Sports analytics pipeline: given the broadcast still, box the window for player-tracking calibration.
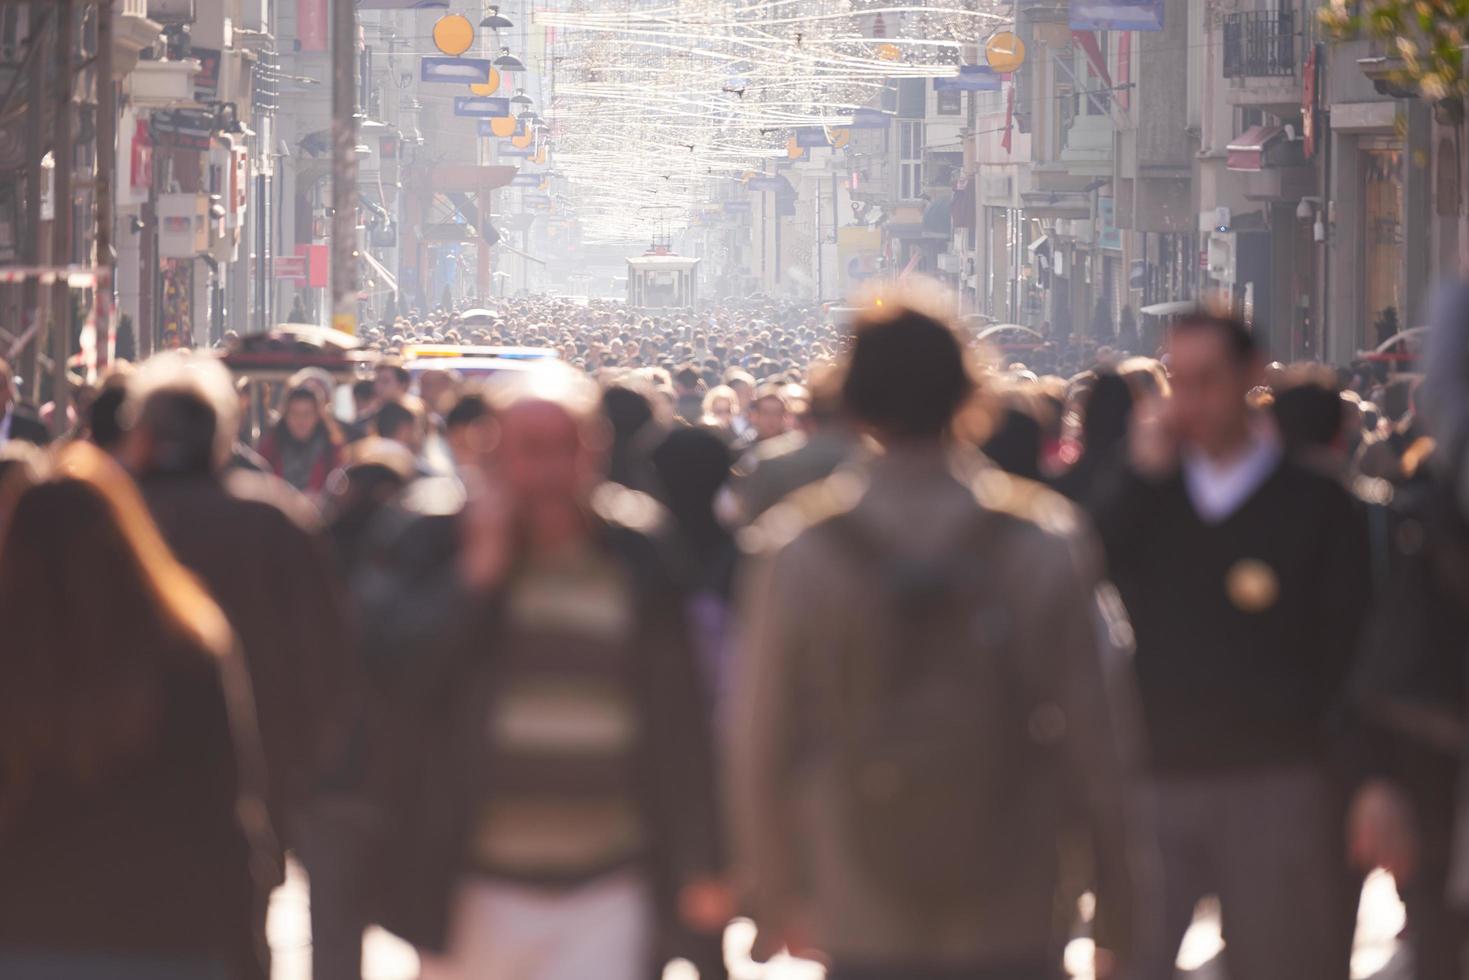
[898,79,926,119]
[899,120,923,199]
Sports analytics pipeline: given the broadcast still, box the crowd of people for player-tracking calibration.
[0,281,1467,980]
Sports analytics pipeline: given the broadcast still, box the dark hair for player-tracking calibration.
[351,379,376,404]
[374,399,419,441]
[378,363,411,388]
[1081,370,1134,457]
[134,388,219,476]
[1172,311,1258,364]
[88,381,131,452]
[445,391,491,431]
[1272,367,1343,453]
[674,364,701,389]
[843,303,972,439]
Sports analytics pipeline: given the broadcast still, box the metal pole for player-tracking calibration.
[94,0,116,369]
[330,0,359,334]
[51,0,74,430]
[20,1,46,401]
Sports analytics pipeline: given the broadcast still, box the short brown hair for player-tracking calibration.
[843,302,973,439]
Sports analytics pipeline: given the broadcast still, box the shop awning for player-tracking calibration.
[1226,125,1284,172]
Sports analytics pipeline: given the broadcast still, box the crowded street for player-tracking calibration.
[7,1,1469,980]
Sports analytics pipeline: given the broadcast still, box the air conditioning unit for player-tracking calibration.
[936,252,961,273]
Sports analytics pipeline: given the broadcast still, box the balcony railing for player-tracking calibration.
[1222,9,1297,79]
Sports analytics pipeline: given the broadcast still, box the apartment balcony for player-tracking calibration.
[146,0,194,24]
[116,0,163,78]
[1221,8,1302,112]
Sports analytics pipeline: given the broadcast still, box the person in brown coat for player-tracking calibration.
[120,353,353,857]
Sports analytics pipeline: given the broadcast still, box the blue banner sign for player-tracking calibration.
[933,65,1001,92]
[421,57,494,84]
[849,107,891,129]
[1069,0,1164,30]
[455,96,512,117]
[795,127,831,148]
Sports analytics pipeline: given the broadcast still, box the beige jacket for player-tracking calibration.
[728,445,1152,969]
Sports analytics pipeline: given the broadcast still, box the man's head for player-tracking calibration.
[673,364,702,395]
[121,351,239,477]
[445,390,494,470]
[485,363,606,518]
[1272,365,1344,457]
[374,397,426,453]
[748,385,790,442]
[1167,312,1262,458]
[842,300,972,443]
[374,362,411,402]
[417,368,461,416]
[351,378,378,420]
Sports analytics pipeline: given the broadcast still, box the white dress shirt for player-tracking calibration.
[1182,427,1282,524]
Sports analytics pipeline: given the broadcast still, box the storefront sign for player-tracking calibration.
[1069,0,1164,31]
[934,65,1001,93]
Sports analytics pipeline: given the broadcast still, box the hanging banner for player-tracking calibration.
[746,175,792,193]
[848,107,891,129]
[794,127,831,148]
[1069,0,1164,31]
[455,96,512,117]
[933,65,1001,92]
[130,119,153,191]
[498,144,534,157]
[421,57,494,84]
[510,172,543,187]
[298,0,327,51]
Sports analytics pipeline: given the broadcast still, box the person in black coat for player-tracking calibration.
[1091,311,1371,980]
[0,357,49,447]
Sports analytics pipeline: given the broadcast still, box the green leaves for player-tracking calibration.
[1323,0,1469,99]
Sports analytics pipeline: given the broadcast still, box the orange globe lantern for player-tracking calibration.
[432,14,474,57]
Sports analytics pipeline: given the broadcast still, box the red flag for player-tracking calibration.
[1071,30,1113,89]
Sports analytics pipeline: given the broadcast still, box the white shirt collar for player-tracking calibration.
[1181,425,1282,524]
[0,403,12,447]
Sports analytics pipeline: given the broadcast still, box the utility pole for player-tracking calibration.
[95,0,116,369]
[20,1,46,401]
[51,0,74,429]
[330,0,359,334]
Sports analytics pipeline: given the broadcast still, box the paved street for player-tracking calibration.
[267,865,1409,980]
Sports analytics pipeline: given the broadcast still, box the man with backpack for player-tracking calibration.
[729,297,1148,980]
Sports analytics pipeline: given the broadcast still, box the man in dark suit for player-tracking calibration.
[0,357,49,447]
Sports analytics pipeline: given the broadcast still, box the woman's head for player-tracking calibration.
[282,385,325,443]
[0,444,228,809]
[701,385,738,429]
